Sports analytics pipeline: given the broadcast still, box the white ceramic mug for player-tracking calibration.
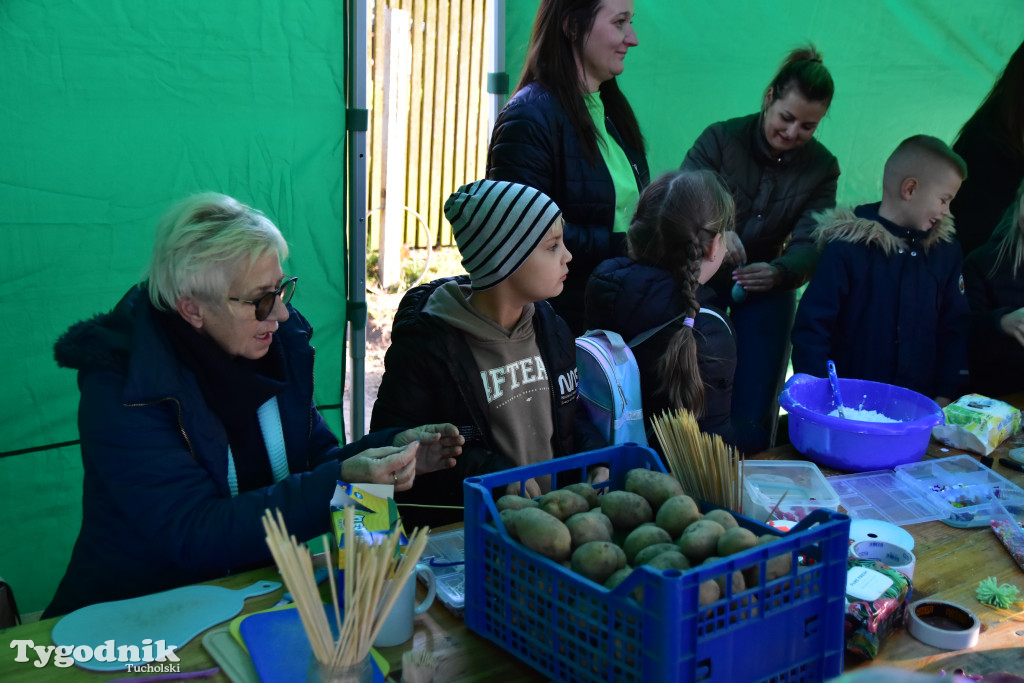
[372,564,436,647]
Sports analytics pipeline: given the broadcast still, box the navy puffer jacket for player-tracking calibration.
[45,286,396,617]
[487,82,650,334]
[585,258,746,451]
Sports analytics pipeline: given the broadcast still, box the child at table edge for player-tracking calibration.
[791,134,969,406]
[370,179,607,529]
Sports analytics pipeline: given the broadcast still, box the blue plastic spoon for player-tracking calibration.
[827,360,846,419]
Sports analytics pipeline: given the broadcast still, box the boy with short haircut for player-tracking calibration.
[370,179,606,528]
[792,135,969,405]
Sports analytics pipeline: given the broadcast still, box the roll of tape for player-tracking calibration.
[906,600,980,650]
[849,519,916,551]
[850,540,916,579]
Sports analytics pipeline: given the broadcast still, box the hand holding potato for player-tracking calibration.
[732,262,780,292]
[393,423,464,474]
[339,441,417,491]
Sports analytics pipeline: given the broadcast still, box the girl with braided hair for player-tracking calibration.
[586,170,754,453]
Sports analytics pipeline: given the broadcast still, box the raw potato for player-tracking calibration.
[655,495,701,538]
[496,494,538,512]
[565,510,613,550]
[703,509,739,531]
[676,519,726,564]
[538,490,590,521]
[760,533,793,580]
[702,556,746,595]
[633,542,682,567]
[499,508,520,541]
[717,527,758,556]
[604,567,633,590]
[622,524,672,565]
[515,507,572,562]
[562,482,600,509]
[571,541,627,585]
[647,551,691,571]
[625,468,684,511]
[698,579,721,606]
[600,490,653,530]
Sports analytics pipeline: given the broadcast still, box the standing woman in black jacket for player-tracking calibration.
[681,46,840,452]
[487,0,649,336]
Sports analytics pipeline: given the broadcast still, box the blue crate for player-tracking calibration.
[463,444,850,683]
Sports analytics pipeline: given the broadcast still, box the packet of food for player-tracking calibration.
[931,394,1021,455]
[330,481,408,566]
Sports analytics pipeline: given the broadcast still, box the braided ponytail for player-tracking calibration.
[627,170,735,417]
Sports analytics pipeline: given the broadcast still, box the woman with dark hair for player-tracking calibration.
[487,0,649,336]
[952,40,1024,257]
[964,179,1024,397]
[681,45,840,452]
[586,170,751,452]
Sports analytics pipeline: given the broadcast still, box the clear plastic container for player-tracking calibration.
[420,527,466,614]
[742,460,841,523]
[827,469,946,526]
[893,455,1024,527]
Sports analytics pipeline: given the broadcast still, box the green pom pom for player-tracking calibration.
[976,576,1021,609]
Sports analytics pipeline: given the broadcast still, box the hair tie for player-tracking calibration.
[683,317,695,328]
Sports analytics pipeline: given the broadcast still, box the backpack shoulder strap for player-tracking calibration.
[698,307,732,335]
[627,312,688,348]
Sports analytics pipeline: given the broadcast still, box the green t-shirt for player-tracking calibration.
[585,93,640,234]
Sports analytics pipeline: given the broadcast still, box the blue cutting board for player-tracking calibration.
[51,580,280,672]
[239,606,385,683]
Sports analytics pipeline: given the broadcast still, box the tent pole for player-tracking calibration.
[346,0,369,440]
[487,0,508,131]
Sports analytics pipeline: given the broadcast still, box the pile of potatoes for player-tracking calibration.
[496,468,792,606]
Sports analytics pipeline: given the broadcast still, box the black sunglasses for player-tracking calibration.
[228,276,298,321]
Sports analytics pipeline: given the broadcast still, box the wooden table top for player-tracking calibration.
[3,413,1024,681]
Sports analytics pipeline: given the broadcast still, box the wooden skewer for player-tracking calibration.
[262,506,430,669]
[764,490,790,524]
[653,408,744,511]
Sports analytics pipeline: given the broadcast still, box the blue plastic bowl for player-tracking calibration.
[778,373,945,472]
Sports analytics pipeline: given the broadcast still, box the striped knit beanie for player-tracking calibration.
[444,179,562,290]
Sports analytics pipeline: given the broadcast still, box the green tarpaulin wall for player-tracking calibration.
[2,0,1022,614]
[1,1,350,613]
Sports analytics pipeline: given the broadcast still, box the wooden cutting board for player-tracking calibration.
[51,580,280,672]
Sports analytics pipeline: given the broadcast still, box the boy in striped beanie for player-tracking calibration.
[369,179,608,528]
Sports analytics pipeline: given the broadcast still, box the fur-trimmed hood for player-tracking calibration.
[812,205,956,255]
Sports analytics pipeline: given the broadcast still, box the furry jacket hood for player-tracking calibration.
[812,206,956,255]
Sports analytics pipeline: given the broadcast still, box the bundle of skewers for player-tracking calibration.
[261,507,429,673]
[652,408,744,513]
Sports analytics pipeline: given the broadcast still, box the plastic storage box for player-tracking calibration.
[464,444,850,683]
[893,455,1024,528]
[742,460,841,523]
[778,373,944,472]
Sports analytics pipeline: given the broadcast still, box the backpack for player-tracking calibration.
[576,330,649,446]
[575,309,732,447]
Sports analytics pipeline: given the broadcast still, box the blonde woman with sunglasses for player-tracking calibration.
[44,193,462,618]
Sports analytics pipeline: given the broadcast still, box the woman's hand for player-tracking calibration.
[722,231,747,267]
[506,478,541,499]
[394,423,465,474]
[1000,307,1024,347]
[732,262,780,292]
[586,466,610,485]
[339,442,418,491]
